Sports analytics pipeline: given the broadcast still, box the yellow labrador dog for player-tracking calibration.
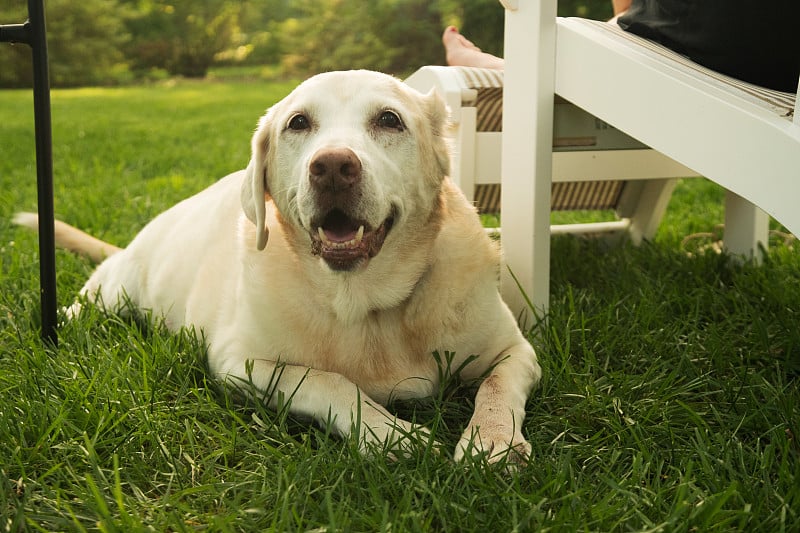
[16,71,541,464]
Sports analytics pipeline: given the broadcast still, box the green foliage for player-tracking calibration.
[271,0,616,75]
[233,2,298,67]
[278,0,445,76]
[123,0,243,78]
[444,0,506,61]
[271,0,615,74]
[1,0,619,87]
[452,0,615,59]
[558,0,615,20]
[0,0,131,88]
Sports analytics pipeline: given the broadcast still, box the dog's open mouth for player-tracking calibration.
[310,209,394,271]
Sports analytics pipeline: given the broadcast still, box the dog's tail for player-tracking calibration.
[13,212,122,263]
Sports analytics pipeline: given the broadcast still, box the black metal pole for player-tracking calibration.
[29,0,57,346]
[1,0,58,345]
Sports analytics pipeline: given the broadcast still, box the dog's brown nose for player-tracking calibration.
[309,147,362,192]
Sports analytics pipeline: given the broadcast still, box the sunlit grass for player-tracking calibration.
[1,81,798,531]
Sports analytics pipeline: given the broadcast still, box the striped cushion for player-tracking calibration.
[475,181,625,213]
[452,67,627,213]
[454,67,504,132]
[551,181,624,211]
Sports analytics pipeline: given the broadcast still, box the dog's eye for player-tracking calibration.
[376,110,404,131]
[288,114,310,131]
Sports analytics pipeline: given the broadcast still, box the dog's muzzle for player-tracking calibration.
[311,209,394,271]
[307,147,394,271]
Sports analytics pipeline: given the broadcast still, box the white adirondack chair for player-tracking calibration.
[411,1,800,318]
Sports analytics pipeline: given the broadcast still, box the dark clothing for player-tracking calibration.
[617,0,800,92]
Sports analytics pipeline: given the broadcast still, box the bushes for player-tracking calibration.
[0,0,613,87]
[0,0,243,87]
[124,1,242,79]
[0,0,130,88]
[277,0,445,76]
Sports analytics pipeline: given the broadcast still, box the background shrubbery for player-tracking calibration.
[0,0,612,87]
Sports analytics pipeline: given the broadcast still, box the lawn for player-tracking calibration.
[1,80,798,531]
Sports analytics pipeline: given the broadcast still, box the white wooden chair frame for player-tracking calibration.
[405,66,696,241]
[499,0,800,317]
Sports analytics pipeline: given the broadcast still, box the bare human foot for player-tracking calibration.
[442,26,505,70]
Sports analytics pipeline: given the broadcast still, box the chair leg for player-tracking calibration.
[627,178,677,244]
[724,190,769,262]
[500,0,557,320]
[455,107,478,203]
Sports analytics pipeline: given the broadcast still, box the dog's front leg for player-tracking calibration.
[218,359,422,455]
[454,341,540,465]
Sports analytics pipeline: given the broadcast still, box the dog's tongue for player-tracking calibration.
[312,211,391,271]
[323,227,358,243]
[321,210,361,243]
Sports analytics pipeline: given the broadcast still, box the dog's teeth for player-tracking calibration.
[317,225,364,248]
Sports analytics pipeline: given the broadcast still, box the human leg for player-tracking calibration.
[442,26,504,70]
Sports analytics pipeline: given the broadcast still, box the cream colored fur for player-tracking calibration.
[15,71,540,463]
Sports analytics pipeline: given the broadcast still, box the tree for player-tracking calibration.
[558,0,614,19]
[0,0,619,87]
[233,1,300,67]
[0,0,130,87]
[377,0,451,73]
[270,0,614,78]
[278,0,396,75]
[277,0,445,76]
[124,0,242,78]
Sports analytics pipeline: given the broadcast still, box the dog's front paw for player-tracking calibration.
[357,404,437,459]
[454,424,531,467]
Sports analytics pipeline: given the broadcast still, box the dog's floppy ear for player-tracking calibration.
[241,113,271,250]
[424,88,452,177]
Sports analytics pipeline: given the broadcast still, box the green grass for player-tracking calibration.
[1,80,798,531]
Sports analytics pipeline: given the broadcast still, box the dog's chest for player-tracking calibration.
[283,307,442,403]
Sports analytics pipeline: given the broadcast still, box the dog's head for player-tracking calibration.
[241,70,450,272]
